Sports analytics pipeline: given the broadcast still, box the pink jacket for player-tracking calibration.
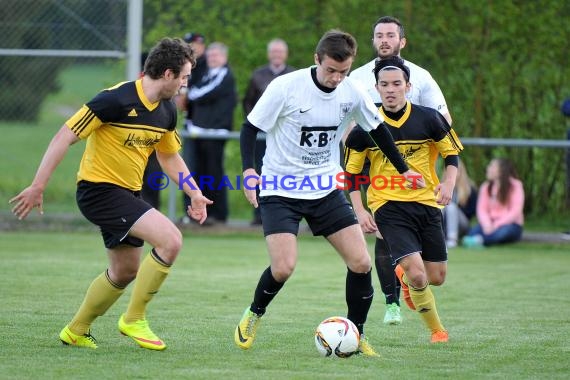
[477,178,524,231]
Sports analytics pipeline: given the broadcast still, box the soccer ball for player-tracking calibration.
[314,316,360,358]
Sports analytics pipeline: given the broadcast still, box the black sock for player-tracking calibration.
[374,238,400,306]
[251,267,284,315]
[346,268,373,335]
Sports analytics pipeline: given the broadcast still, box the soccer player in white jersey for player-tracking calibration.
[234,29,424,357]
[349,16,452,326]
[350,16,451,124]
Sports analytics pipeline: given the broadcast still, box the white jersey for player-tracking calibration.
[247,67,383,199]
[350,58,449,116]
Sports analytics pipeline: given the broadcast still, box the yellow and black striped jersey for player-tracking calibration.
[344,101,463,212]
[65,79,181,191]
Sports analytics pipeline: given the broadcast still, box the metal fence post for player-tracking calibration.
[567,128,570,209]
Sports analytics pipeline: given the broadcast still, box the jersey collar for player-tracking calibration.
[380,101,411,128]
[135,79,159,111]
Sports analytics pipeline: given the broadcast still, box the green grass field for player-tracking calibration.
[1,231,568,379]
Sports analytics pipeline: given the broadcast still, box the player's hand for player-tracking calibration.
[9,186,44,220]
[403,170,425,189]
[435,181,454,205]
[187,194,213,224]
[243,168,261,208]
[355,209,378,234]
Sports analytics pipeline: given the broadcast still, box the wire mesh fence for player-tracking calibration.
[0,0,129,122]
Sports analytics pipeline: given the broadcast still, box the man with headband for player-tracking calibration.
[345,56,463,343]
[349,15,452,326]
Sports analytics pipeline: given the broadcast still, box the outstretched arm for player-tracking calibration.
[10,125,79,220]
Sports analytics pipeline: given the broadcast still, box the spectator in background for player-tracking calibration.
[443,160,478,248]
[243,38,295,225]
[179,32,208,223]
[463,158,524,247]
[186,42,237,225]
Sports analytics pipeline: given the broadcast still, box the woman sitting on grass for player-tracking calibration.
[462,158,524,247]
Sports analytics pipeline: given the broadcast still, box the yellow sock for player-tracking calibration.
[68,271,125,335]
[124,249,170,323]
[409,283,445,333]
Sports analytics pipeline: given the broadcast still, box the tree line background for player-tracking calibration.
[4,0,567,217]
[144,0,569,216]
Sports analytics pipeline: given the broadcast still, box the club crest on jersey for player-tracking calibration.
[339,102,353,120]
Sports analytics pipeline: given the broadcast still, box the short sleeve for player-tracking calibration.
[431,111,463,157]
[350,80,383,132]
[65,90,124,139]
[344,147,368,175]
[65,105,104,139]
[155,129,182,154]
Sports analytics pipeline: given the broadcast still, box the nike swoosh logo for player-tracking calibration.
[65,331,77,344]
[300,108,312,113]
[133,336,164,346]
[237,327,248,343]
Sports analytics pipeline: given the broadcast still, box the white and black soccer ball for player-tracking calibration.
[314,316,360,358]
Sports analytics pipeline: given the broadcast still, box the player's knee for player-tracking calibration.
[156,228,183,262]
[406,269,428,289]
[348,253,372,273]
[108,267,137,287]
[271,261,296,282]
[428,270,446,286]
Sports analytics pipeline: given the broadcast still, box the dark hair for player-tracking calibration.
[373,56,410,83]
[315,29,357,63]
[184,32,205,44]
[488,158,519,204]
[143,37,195,80]
[373,16,405,39]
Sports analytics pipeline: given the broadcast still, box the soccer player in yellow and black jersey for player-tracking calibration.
[10,38,212,350]
[345,56,462,343]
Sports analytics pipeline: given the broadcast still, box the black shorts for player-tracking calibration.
[374,201,447,264]
[76,181,153,249]
[259,189,358,237]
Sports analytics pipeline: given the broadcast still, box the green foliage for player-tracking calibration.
[143,0,570,217]
[1,231,569,379]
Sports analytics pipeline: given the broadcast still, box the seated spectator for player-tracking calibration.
[463,158,524,247]
[443,160,478,247]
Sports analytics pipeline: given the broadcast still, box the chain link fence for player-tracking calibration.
[0,0,130,122]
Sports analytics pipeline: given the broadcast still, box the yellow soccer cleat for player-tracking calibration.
[59,326,98,349]
[118,314,166,351]
[358,335,380,357]
[234,307,262,350]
